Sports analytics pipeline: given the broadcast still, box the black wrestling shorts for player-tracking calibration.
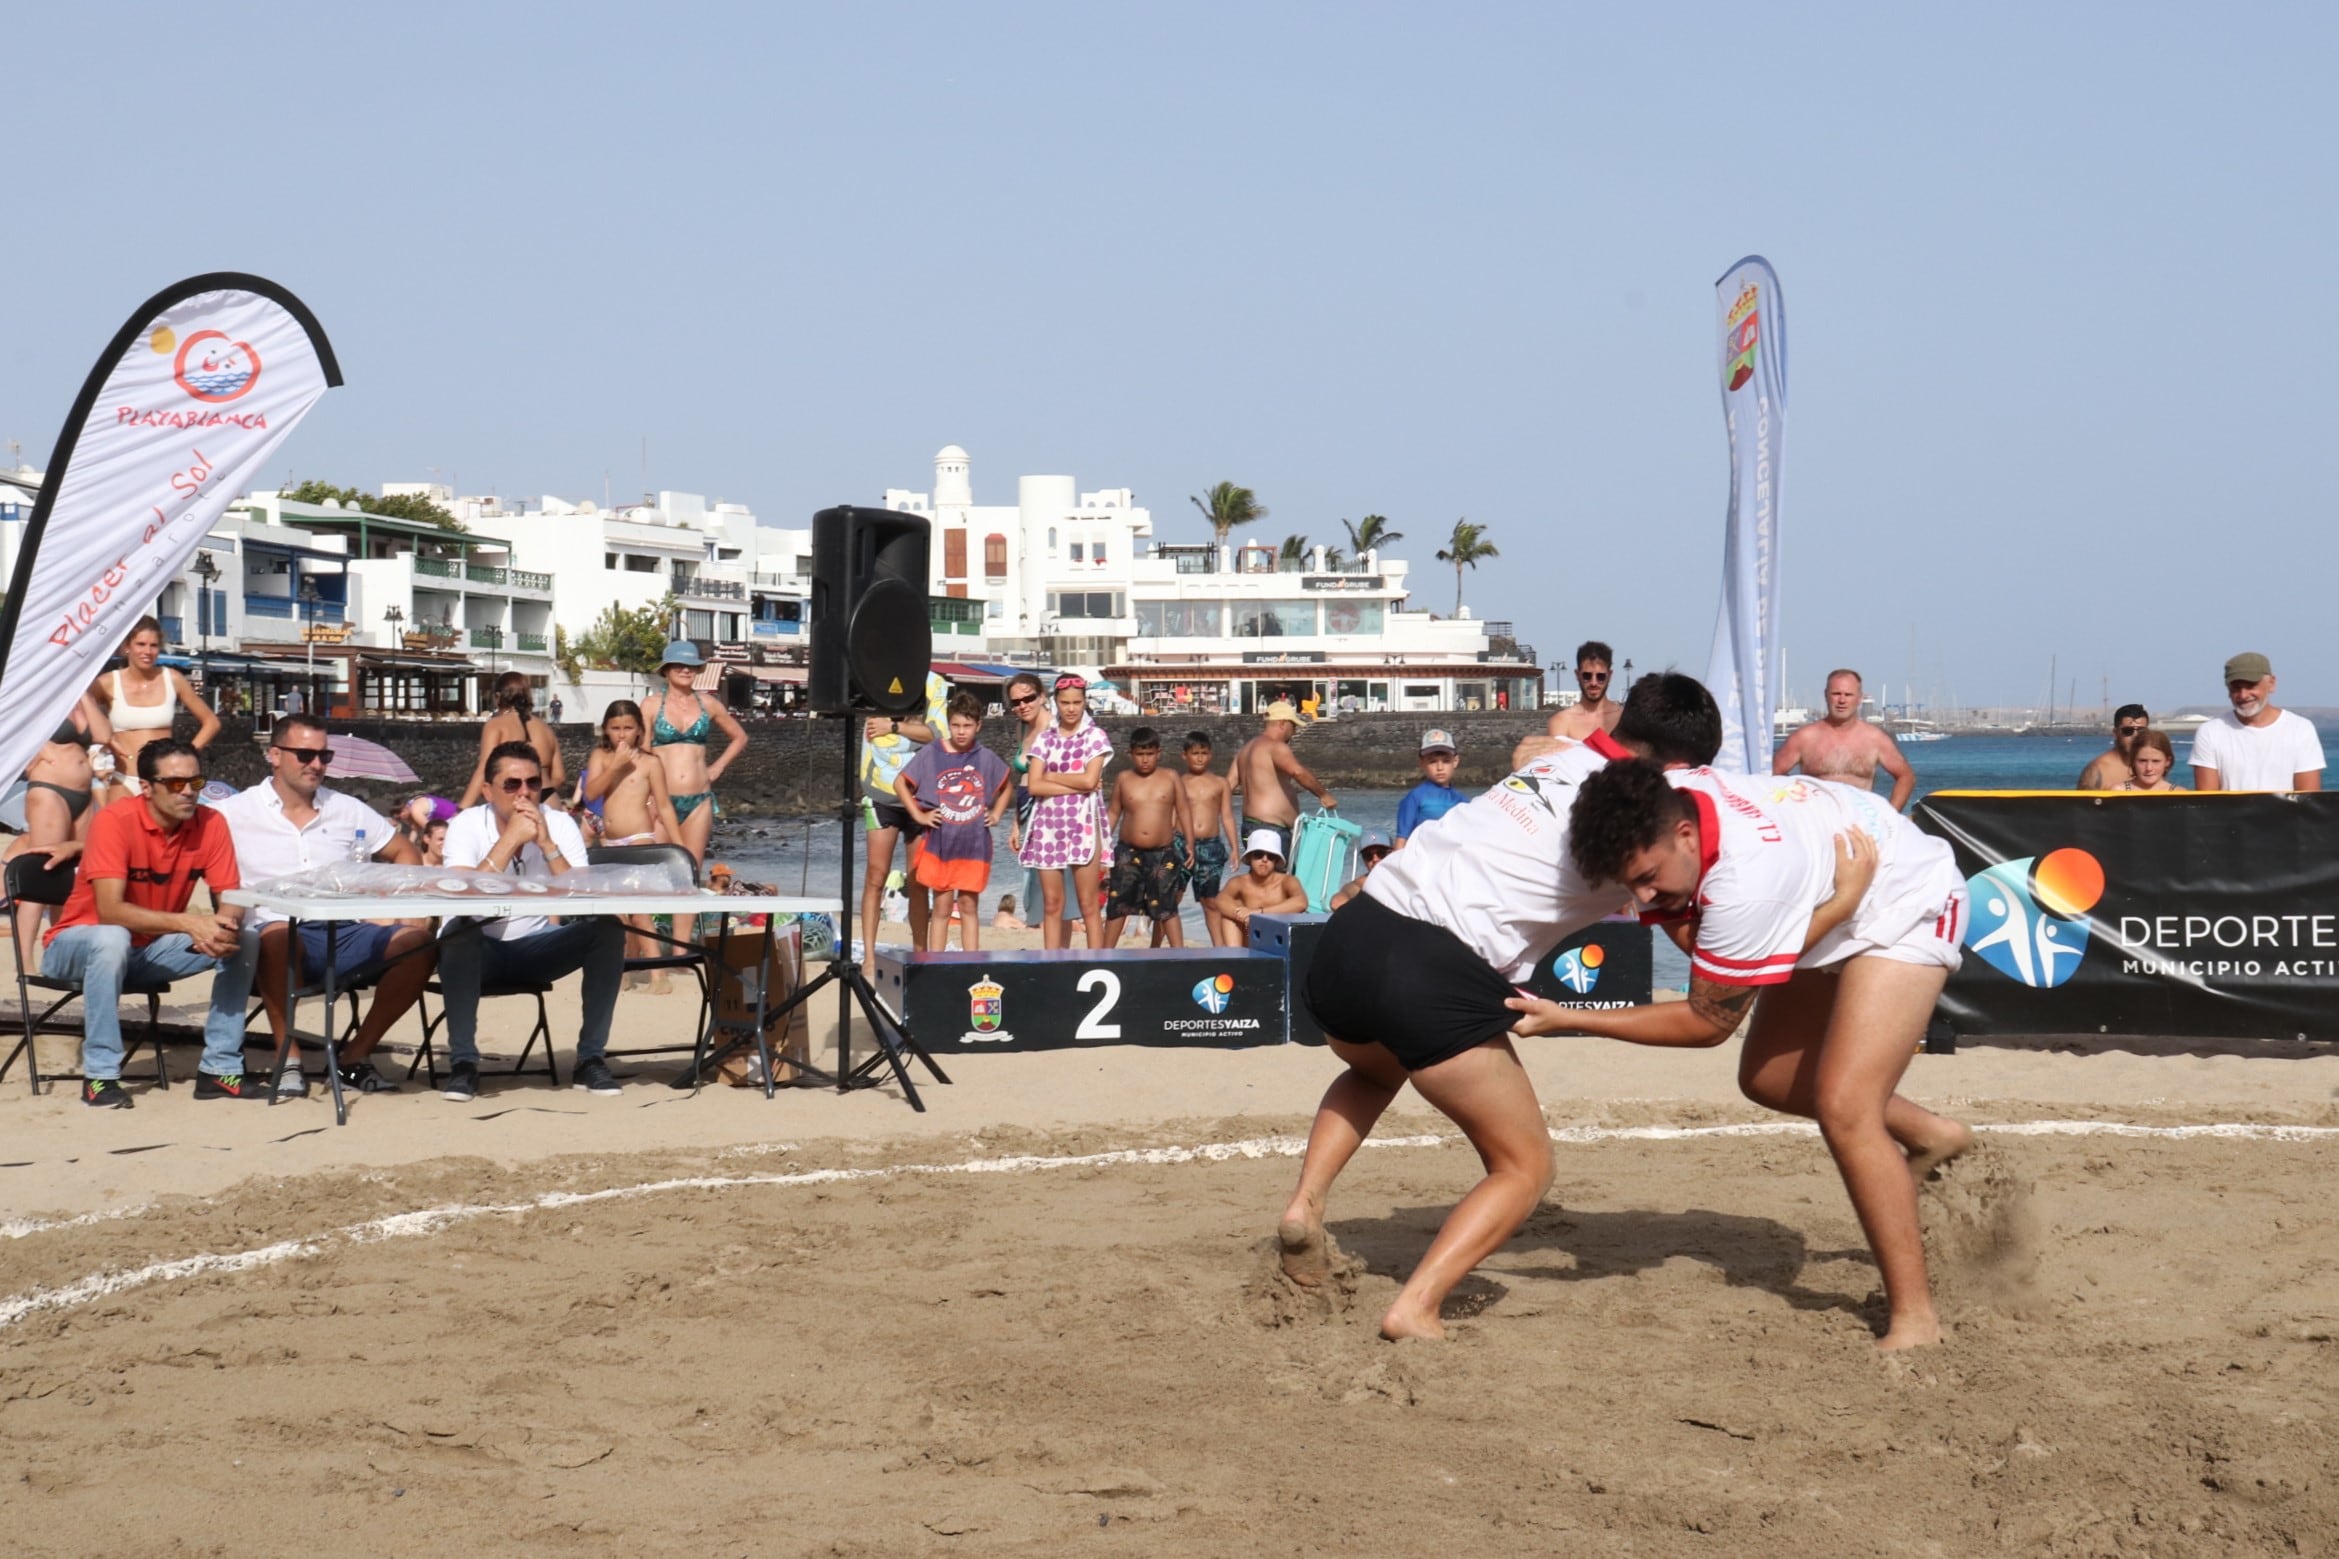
[1303,891,1519,1072]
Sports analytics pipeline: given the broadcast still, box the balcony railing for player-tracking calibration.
[513,631,549,653]
[469,628,504,650]
[245,596,346,623]
[509,569,552,591]
[466,564,505,585]
[677,575,747,601]
[414,557,461,580]
[751,619,803,637]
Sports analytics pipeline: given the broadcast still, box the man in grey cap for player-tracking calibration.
[2191,652,2324,792]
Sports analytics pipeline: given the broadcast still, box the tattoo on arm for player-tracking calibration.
[1686,977,1758,1035]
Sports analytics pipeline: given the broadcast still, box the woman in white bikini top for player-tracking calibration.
[92,616,219,785]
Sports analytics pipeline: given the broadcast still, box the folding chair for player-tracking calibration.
[408,960,559,1088]
[589,843,717,1064]
[4,853,175,1096]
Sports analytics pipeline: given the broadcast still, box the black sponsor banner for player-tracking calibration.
[870,947,1289,1051]
[1914,792,2339,1041]
[1523,920,1654,1013]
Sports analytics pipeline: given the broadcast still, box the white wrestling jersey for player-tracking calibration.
[1365,731,1635,981]
[1659,769,1964,987]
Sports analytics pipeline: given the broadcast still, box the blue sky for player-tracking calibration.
[6,3,2335,713]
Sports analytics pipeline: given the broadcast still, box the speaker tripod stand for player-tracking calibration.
[753,714,951,1111]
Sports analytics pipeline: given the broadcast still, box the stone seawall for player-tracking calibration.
[199,711,1559,818]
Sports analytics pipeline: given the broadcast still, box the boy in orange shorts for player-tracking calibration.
[898,690,1015,951]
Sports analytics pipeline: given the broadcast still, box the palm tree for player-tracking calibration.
[1341,513,1403,559]
[1190,481,1268,547]
[1277,533,1312,570]
[1436,518,1499,616]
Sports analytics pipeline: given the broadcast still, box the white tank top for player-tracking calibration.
[109,669,179,731]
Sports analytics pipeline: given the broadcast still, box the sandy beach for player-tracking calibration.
[4,919,2337,1555]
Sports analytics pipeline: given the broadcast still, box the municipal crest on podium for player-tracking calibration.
[963,977,1010,1044]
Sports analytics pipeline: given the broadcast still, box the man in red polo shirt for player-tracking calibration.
[42,739,262,1107]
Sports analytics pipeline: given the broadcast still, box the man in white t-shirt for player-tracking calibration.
[436,740,625,1102]
[214,713,435,1098]
[1522,762,1974,1352]
[2189,652,2324,793]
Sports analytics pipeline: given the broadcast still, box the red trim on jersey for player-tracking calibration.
[1690,956,1796,988]
[1695,947,1799,971]
[1687,788,1722,882]
[1585,729,1633,762]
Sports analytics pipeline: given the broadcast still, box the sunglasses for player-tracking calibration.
[2116,723,2148,736]
[272,745,334,766]
[1009,693,1040,708]
[151,775,205,794]
[498,776,543,794]
[1579,671,1610,681]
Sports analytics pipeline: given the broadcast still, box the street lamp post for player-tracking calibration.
[298,578,320,716]
[382,605,404,716]
[191,550,219,702]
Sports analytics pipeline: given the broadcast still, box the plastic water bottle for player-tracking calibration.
[859,796,880,833]
[349,827,369,864]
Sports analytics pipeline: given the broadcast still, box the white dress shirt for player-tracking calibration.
[213,781,397,927]
[441,803,591,941]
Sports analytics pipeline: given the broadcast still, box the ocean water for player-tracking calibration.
[706,734,2130,985]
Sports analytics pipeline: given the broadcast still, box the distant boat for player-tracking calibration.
[1773,704,1812,735]
[1890,717,1951,743]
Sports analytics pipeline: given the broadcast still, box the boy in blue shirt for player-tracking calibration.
[1395,729,1465,844]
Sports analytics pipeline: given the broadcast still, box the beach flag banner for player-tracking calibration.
[0,275,340,788]
[1703,255,1786,775]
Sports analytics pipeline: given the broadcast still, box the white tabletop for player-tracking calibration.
[219,888,841,922]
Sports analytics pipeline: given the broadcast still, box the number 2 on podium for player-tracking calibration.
[1076,969,1123,1040]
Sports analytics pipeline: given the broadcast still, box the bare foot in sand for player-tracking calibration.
[1378,1303,1447,1342]
[1277,1208,1330,1287]
[1877,1314,1945,1351]
[1905,1121,1976,1185]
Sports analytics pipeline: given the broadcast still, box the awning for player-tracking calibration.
[747,665,806,683]
[932,660,1033,683]
[358,655,474,673]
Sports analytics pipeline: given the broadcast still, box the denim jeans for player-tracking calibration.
[42,925,255,1081]
[436,918,624,1068]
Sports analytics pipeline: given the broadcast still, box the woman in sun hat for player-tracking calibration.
[637,639,749,872]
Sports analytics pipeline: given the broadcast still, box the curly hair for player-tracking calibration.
[1568,759,1694,884]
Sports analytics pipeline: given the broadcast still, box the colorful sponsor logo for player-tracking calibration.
[171,328,262,404]
[1725,305,1760,392]
[1190,973,1235,1014]
[1553,944,1605,995]
[968,977,1004,1032]
[1965,847,2105,989]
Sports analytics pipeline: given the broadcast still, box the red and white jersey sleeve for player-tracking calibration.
[1669,788,1813,987]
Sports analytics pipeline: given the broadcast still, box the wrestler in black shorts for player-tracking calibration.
[1304,891,1519,1072]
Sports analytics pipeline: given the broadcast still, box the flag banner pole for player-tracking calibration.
[0,274,341,786]
[1703,255,1787,774]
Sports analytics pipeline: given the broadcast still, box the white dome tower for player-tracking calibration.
[934,445,972,509]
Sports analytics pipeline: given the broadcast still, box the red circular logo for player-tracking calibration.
[173,329,262,403]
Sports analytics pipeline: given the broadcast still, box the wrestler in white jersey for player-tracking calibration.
[1516,757,1977,1352]
[1363,728,1635,981]
[1652,769,1965,988]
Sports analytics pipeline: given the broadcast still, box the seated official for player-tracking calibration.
[214,714,437,1098]
[40,740,262,1108]
[436,740,625,1102]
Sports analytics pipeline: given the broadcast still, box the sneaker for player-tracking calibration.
[82,1078,134,1109]
[337,1061,399,1095]
[441,1060,479,1102]
[273,1068,311,1100]
[194,1071,273,1101]
[573,1057,622,1096]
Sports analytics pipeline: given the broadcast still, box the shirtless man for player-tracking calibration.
[2077,704,2149,790]
[1773,668,1915,811]
[1231,700,1335,863]
[1175,732,1239,944]
[1215,830,1310,945]
[1104,728,1195,947]
[1544,639,1621,741]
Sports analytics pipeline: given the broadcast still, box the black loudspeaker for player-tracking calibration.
[809,505,933,714]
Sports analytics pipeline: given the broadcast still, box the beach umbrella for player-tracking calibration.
[325,734,421,784]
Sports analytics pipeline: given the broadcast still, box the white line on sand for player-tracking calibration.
[5,1120,2336,1330]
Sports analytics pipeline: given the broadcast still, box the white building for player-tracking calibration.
[883,446,1539,715]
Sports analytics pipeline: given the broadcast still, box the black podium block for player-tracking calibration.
[869,946,1288,1052]
[1521,918,1653,1012]
[1248,912,1332,1046]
